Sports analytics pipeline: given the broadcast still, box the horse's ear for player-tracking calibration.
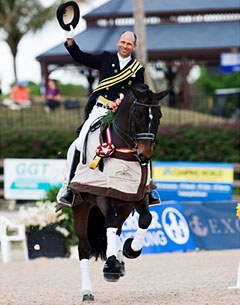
[131,86,142,99]
[131,84,149,99]
[155,87,172,101]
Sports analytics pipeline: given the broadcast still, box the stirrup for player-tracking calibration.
[149,190,161,206]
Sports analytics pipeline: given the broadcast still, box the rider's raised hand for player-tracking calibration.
[65,25,75,39]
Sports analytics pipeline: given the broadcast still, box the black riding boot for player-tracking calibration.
[59,188,75,206]
[59,149,80,206]
[149,192,160,206]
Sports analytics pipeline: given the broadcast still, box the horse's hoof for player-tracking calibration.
[123,238,142,259]
[104,272,121,282]
[82,293,94,302]
[103,255,121,282]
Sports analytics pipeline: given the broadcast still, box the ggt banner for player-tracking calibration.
[121,201,196,254]
[152,161,233,202]
[4,158,66,200]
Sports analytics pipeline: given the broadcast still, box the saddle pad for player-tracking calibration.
[72,157,151,195]
[70,116,152,201]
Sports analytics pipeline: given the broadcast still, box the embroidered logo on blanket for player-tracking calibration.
[115,166,132,179]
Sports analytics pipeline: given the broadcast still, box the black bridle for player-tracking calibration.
[131,100,160,142]
[112,98,161,150]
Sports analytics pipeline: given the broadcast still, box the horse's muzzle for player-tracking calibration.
[136,142,154,165]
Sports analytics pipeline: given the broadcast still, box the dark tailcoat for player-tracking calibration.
[65,41,145,118]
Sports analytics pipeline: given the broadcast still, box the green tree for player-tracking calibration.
[197,65,240,95]
[0,0,61,82]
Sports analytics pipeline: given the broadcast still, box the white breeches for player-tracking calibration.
[57,102,107,201]
[76,103,108,163]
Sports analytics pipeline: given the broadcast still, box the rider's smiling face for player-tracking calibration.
[117,32,136,58]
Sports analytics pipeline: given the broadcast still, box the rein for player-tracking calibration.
[89,126,135,170]
[112,121,135,150]
[90,93,161,170]
[113,98,161,147]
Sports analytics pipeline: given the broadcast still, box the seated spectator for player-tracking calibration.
[3,81,32,110]
[45,79,61,112]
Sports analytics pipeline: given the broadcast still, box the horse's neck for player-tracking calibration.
[111,96,134,149]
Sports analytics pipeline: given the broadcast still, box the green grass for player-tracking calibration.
[161,106,226,125]
[0,99,87,133]
[1,98,226,134]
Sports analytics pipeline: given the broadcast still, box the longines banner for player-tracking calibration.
[181,201,240,250]
[121,202,196,254]
[152,161,233,202]
[121,201,239,253]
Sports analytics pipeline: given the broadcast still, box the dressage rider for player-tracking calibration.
[59,28,159,206]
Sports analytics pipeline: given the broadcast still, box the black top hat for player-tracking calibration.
[56,1,80,31]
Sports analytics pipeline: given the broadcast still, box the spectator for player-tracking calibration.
[44,79,61,112]
[3,81,32,110]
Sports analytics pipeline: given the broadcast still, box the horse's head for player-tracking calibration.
[129,84,170,165]
[113,83,170,166]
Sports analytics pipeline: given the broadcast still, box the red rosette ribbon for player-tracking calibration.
[96,142,115,158]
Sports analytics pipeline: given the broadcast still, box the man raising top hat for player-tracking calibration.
[56,1,160,206]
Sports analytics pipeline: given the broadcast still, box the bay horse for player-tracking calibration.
[68,83,170,302]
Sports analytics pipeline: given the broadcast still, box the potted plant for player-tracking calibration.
[17,187,78,259]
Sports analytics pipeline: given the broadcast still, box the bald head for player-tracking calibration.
[117,31,137,58]
[119,31,137,45]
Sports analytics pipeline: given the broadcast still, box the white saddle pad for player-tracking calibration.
[72,156,151,195]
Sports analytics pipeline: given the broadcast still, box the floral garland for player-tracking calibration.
[101,93,124,126]
[101,110,115,126]
[90,94,125,169]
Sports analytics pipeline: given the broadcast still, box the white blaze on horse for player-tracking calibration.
[57,83,170,302]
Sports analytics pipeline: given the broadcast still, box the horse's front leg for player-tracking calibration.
[102,205,123,282]
[123,200,152,259]
[72,204,94,302]
[115,205,134,276]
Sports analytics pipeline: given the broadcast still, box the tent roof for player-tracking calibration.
[37,21,240,64]
[85,0,240,20]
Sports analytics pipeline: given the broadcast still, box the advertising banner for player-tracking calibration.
[4,158,66,200]
[181,201,240,250]
[220,52,240,73]
[121,202,196,254]
[152,161,233,202]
